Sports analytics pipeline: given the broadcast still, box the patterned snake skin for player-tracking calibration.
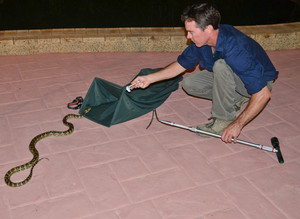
[4,108,91,187]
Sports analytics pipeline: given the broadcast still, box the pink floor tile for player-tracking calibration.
[0,99,46,115]
[281,135,300,154]
[268,187,300,219]
[10,192,94,219]
[269,89,300,108]
[218,177,286,219]
[0,65,22,82]
[78,164,129,212]
[1,50,300,218]
[4,176,48,207]
[19,67,71,80]
[122,168,195,202]
[43,153,84,198]
[245,161,300,196]
[0,93,17,105]
[269,106,300,127]
[166,99,208,126]
[117,201,162,219]
[103,124,138,140]
[193,138,237,162]
[39,85,70,108]
[211,149,276,177]
[0,145,17,164]
[7,108,64,128]
[69,140,135,169]
[109,156,150,181]
[265,122,300,140]
[83,211,119,219]
[129,135,178,172]
[0,187,10,219]
[0,117,12,145]
[154,129,201,149]
[153,185,232,218]
[0,83,12,93]
[169,144,225,185]
[203,208,246,219]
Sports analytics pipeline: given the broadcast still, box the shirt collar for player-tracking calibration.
[215,24,224,53]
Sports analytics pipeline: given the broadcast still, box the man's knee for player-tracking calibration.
[182,77,193,94]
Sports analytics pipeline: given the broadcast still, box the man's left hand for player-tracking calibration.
[221,121,242,143]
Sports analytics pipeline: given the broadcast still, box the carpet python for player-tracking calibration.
[4,107,91,187]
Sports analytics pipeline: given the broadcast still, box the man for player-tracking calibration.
[130,3,278,143]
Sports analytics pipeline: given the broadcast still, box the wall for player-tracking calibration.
[0,22,299,55]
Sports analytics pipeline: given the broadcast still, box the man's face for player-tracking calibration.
[185,20,210,47]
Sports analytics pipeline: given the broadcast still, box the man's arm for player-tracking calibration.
[130,61,186,90]
[221,86,271,143]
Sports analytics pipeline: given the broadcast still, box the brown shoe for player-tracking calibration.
[196,117,234,138]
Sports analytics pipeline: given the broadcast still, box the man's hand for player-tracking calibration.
[221,121,242,143]
[129,61,185,91]
[130,75,152,90]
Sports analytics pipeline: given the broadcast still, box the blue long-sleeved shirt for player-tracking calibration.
[177,24,278,94]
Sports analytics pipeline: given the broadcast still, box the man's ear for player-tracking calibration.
[204,25,214,32]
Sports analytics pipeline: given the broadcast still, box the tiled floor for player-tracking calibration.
[0,49,300,219]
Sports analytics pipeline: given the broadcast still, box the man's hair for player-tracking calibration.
[181,3,221,30]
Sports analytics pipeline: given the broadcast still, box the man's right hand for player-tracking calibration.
[130,75,153,91]
[129,61,186,91]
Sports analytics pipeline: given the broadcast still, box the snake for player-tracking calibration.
[4,107,91,187]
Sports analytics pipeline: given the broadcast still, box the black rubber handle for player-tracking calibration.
[271,137,284,164]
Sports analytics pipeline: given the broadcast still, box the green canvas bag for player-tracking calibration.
[79,68,182,127]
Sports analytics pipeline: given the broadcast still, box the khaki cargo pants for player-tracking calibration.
[182,59,273,121]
